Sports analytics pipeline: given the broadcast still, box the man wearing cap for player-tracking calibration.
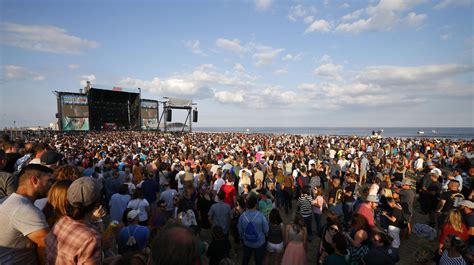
[118,209,150,254]
[356,194,379,230]
[159,181,177,218]
[443,170,463,192]
[45,177,104,264]
[419,170,437,215]
[459,200,474,261]
[426,172,442,227]
[0,164,53,264]
[399,178,416,237]
[39,150,62,170]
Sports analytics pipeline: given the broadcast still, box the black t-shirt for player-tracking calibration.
[329,187,344,204]
[392,172,403,183]
[207,238,231,265]
[344,183,356,203]
[387,207,403,228]
[427,182,441,199]
[463,212,474,247]
[440,190,464,213]
[4,153,21,173]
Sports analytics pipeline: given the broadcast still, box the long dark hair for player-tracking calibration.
[269,208,282,225]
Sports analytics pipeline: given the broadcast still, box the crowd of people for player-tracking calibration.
[0,130,472,265]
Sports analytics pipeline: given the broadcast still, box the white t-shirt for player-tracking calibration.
[213,178,225,193]
[127,199,150,221]
[0,193,48,264]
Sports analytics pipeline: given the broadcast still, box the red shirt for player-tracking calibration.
[220,184,236,209]
[356,203,375,229]
[439,223,468,244]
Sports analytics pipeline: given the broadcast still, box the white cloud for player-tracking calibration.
[274,69,288,75]
[80,74,96,87]
[33,75,46,81]
[319,54,332,63]
[340,3,350,8]
[434,0,471,10]
[282,53,303,61]
[252,46,284,66]
[68,64,80,70]
[304,16,315,24]
[288,5,307,21]
[314,63,343,80]
[356,64,472,86]
[255,0,273,10]
[336,0,427,33]
[0,22,98,54]
[185,40,207,56]
[402,12,427,27]
[341,9,363,21]
[440,33,452,40]
[305,19,331,33]
[234,63,246,72]
[215,38,247,54]
[3,65,45,81]
[214,91,244,103]
[118,64,255,99]
[261,86,302,105]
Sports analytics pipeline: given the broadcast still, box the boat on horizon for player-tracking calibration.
[417,131,425,135]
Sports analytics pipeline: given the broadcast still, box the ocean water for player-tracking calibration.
[194,127,474,139]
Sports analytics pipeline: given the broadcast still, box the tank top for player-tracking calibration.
[288,225,304,243]
[268,223,283,244]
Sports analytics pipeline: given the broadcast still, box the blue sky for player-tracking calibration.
[1,0,473,128]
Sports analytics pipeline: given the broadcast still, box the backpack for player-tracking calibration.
[243,213,259,243]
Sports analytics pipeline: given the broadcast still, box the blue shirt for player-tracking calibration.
[159,189,177,211]
[208,201,232,234]
[142,179,160,204]
[109,193,131,222]
[83,167,95,177]
[118,224,150,253]
[238,210,269,248]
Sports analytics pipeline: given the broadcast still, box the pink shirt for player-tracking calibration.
[312,195,324,214]
[356,203,375,228]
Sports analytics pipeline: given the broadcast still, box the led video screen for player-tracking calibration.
[141,100,159,130]
[60,94,89,131]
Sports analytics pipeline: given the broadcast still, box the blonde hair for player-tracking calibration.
[43,179,72,227]
[448,209,463,232]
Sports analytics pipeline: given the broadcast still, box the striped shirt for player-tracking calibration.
[297,194,313,217]
[439,250,467,265]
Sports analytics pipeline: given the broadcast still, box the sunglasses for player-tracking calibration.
[329,227,339,232]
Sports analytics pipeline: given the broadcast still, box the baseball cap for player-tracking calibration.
[430,168,442,176]
[41,150,62,166]
[127,209,140,220]
[401,178,415,186]
[366,195,379,203]
[458,200,474,209]
[67,177,103,207]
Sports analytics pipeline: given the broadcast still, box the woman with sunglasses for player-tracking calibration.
[317,212,342,263]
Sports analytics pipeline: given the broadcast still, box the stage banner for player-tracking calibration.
[61,94,89,131]
[168,98,192,108]
[141,100,159,130]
